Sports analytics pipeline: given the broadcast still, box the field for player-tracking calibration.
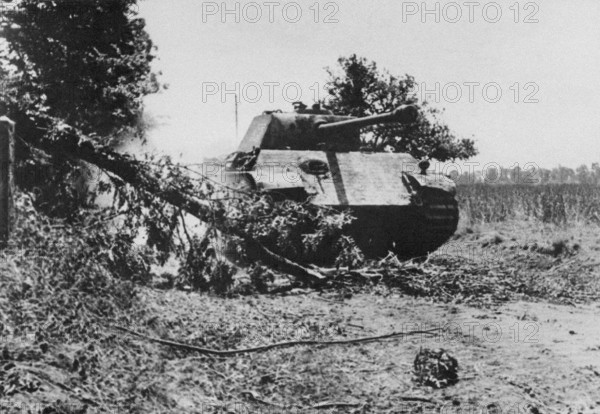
[1,184,600,413]
[458,184,600,225]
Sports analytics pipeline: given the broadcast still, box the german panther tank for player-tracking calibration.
[224,102,458,258]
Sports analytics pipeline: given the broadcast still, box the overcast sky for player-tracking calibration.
[139,0,600,169]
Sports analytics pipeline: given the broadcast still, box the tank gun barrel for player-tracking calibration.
[317,105,418,133]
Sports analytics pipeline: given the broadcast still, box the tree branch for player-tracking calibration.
[26,123,326,284]
[113,325,439,356]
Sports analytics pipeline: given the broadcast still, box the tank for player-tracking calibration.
[223,102,458,258]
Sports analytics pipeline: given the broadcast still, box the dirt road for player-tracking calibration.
[118,287,600,413]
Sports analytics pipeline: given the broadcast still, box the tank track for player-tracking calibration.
[402,187,459,257]
[347,187,459,259]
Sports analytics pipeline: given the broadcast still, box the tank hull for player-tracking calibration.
[224,150,459,258]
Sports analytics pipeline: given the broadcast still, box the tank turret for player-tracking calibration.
[237,103,418,152]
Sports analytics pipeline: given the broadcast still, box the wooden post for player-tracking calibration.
[0,116,15,248]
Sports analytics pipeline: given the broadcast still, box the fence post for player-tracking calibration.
[0,116,15,248]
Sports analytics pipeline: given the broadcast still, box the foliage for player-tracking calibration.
[176,232,235,295]
[67,150,362,293]
[248,265,276,294]
[2,193,140,346]
[0,192,160,411]
[0,0,159,217]
[323,54,477,161]
[222,193,362,267]
[458,184,600,225]
[538,164,600,185]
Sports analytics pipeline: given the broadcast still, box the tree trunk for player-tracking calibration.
[0,117,15,249]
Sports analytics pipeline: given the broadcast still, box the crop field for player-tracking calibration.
[458,184,600,225]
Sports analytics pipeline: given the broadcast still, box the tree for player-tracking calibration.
[576,164,590,184]
[592,163,600,185]
[0,1,359,285]
[0,0,159,216]
[323,55,477,162]
[552,166,575,184]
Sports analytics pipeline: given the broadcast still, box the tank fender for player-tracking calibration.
[402,171,456,195]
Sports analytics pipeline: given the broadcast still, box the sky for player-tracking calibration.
[138,0,600,170]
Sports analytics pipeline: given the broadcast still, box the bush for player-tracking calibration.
[2,193,140,345]
[176,233,236,295]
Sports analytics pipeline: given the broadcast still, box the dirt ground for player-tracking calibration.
[3,220,600,413]
[112,288,599,413]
